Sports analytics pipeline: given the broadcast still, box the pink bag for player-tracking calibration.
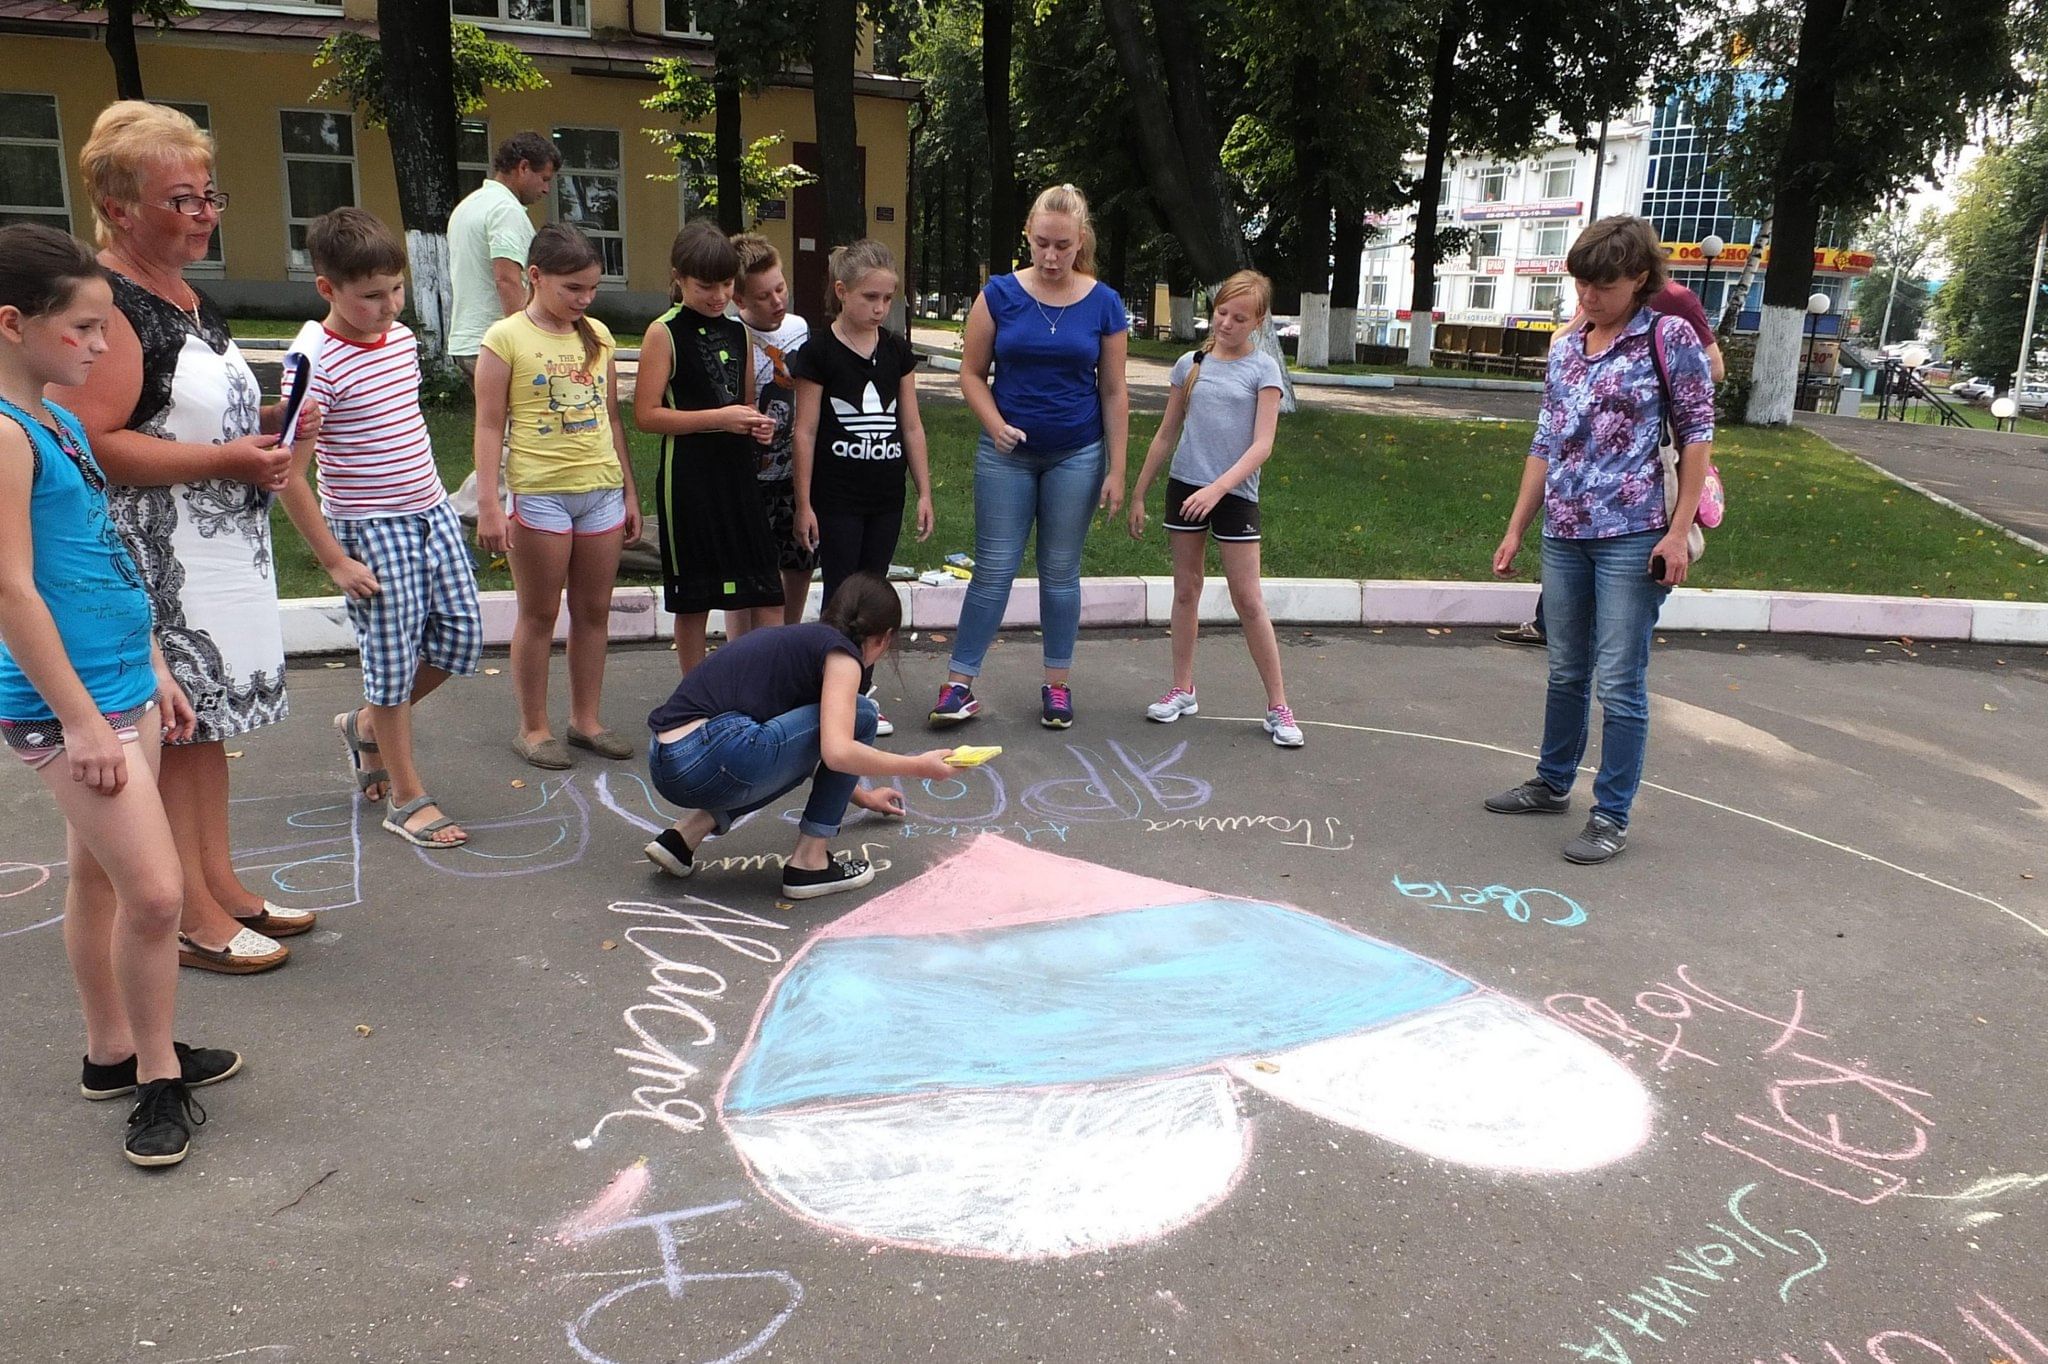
[1648,320,1726,538]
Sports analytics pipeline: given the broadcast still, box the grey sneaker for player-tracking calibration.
[1484,779,1571,814]
[1146,687,1199,723]
[1562,814,1628,865]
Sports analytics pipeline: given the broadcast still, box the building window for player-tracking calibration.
[1472,223,1502,258]
[1532,222,1570,257]
[1479,166,1507,203]
[1366,278,1388,308]
[662,0,706,36]
[1529,277,1564,315]
[452,0,588,30]
[456,119,491,199]
[0,92,71,232]
[280,109,359,274]
[1539,157,1575,201]
[552,126,625,280]
[1643,93,1761,250]
[160,102,225,270]
[1469,276,1497,312]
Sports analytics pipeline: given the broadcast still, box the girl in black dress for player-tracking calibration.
[633,221,784,671]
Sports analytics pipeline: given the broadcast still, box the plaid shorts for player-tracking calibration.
[328,501,484,706]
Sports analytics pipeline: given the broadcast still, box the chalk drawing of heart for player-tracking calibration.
[717,836,1651,1260]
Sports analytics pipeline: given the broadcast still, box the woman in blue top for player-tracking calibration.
[1487,216,1714,866]
[929,184,1130,730]
[0,225,234,1171]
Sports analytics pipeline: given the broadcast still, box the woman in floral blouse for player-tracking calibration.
[1485,215,1714,866]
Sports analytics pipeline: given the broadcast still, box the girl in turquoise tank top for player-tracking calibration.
[0,225,231,1171]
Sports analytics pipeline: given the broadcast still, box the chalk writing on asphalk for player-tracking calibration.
[1750,1290,2045,1364]
[1143,813,1355,850]
[1546,965,1936,1205]
[573,895,793,1151]
[1559,1183,1828,1363]
[1391,877,1586,926]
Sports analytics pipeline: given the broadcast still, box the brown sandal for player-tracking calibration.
[177,928,289,974]
[232,900,317,938]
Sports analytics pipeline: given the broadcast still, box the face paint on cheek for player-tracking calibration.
[60,336,82,348]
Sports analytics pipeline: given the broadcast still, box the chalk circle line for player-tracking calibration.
[1194,713,2047,941]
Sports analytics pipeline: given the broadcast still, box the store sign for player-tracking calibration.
[1477,256,1509,275]
[1516,257,1569,275]
[1663,241,1874,276]
[1510,316,1563,332]
[1394,309,1446,322]
[1462,199,1582,222]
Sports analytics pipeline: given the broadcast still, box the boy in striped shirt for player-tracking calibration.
[278,208,482,849]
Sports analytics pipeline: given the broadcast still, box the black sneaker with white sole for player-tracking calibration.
[644,827,695,879]
[82,1041,242,1101]
[1483,779,1572,814]
[782,856,876,900]
[124,1077,204,1168]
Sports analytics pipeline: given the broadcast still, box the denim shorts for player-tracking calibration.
[511,487,627,536]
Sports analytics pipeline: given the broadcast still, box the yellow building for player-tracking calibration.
[0,0,916,326]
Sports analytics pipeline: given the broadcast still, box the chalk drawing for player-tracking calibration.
[559,1195,801,1364]
[715,836,1650,1260]
[1141,813,1355,850]
[413,775,590,878]
[1560,1183,1829,1363]
[1392,876,1587,926]
[0,860,64,940]
[1746,1292,2046,1364]
[1548,967,1937,1206]
[1020,740,1212,823]
[229,792,365,910]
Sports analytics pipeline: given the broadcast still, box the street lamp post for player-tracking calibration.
[1697,234,1725,311]
[1991,395,2018,434]
[1799,291,1832,412]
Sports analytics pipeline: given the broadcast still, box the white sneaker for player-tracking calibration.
[874,710,896,738]
[1265,705,1305,747]
[1146,687,1199,722]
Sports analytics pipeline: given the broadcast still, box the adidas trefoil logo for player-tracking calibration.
[829,383,902,461]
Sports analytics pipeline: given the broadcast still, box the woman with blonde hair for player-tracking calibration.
[1486,215,1715,865]
[928,184,1130,731]
[57,101,315,973]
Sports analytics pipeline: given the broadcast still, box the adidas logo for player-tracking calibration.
[831,383,898,439]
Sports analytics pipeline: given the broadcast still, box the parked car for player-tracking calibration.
[2019,384,2048,413]
[1948,376,1994,401]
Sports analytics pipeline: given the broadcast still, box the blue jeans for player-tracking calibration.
[1535,531,1669,828]
[948,434,1106,677]
[647,698,878,839]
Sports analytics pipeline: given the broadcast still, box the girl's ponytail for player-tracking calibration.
[819,572,902,649]
[526,223,606,371]
[1188,269,1274,397]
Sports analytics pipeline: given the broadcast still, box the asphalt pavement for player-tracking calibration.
[3,628,2045,1362]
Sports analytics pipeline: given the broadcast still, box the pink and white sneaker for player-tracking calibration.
[1264,705,1305,747]
[1146,687,1199,723]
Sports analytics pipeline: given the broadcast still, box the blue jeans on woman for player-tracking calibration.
[1535,530,1669,828]
[947,434,1106,676]
[647,697,878,839]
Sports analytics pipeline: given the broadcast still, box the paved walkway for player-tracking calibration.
[1796,412,2048,549]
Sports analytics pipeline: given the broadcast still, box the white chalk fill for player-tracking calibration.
[724,1074,1248,1259]
[1225,993,1652,1173]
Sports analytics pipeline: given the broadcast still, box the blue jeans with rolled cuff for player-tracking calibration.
[1534,530,1669,829]
[648,697,878,839]
[947,434,1106,677]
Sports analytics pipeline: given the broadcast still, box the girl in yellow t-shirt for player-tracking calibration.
[473,225,641,770]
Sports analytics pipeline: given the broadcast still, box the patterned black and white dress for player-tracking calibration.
[106,275,287,744]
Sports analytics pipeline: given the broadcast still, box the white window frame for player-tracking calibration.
[1539,157,1576,201]
[456,117,492,200]
[194,0,337,14]
[1469,275,1498,311]
[1365,277,1388,308]
[1472,223,1503,258]
[0,91,73,234]
[661,0,708,38]
[1480,166,1507,203]
[551,125,627,283]
[451,0,590,36]
[1532,222,1570,257]
[1529,276,1564,315]
[278,108,361,278]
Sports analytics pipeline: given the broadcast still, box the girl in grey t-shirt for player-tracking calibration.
[1127,271,1303,747]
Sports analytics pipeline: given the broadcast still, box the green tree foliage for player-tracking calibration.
[642,56,817,223]
[905,0,992,300]
[684,0,815,232]
[1850,206,1937,344]
[1934,117,2048,380]
[311,22,546,128]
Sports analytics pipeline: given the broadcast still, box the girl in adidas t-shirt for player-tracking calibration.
[790,239,931,612]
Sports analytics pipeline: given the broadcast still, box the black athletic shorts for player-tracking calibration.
[1163,476,1262,542]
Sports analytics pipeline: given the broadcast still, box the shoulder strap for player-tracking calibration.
[0,396,47,482]
[1646,315,1675,444]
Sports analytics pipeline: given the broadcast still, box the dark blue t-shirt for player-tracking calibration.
[648,621,860,730]
[985,274,1127,452]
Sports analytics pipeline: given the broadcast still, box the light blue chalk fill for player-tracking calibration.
[724,899,1475,1114]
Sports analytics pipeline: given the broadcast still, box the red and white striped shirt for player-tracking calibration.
[306,321,446,518]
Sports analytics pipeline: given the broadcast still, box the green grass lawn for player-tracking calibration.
[1855,400,2048,439]
[227,317,310,340]
[266,400,2047,602]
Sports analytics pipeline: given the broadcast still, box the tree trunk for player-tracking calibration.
[1717,213,1768,339]
[1330,202,1365,364]
[377,0,460,363]
[811,0,864,246]
[1745,0,1844,425]
[713,60,744,231]
[1290,46,1332,370]
[982,0,1017,274]
[936,160,950,310]
[103,0,145,100]
[1298,294,1332,369]
[1406,1,1466,369]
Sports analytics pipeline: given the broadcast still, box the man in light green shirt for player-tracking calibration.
[447,130,560,376]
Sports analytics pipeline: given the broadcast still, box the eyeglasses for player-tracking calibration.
[161,192,231,217]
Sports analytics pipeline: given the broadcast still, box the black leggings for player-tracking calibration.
[816,504,904,611]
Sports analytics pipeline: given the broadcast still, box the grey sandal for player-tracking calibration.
[382,794,468,847]
[334,710,389,797]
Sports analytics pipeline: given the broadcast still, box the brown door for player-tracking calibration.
[792,142,867,320]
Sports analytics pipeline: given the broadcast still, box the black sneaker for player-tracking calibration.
[644,827,695,879]
[1040,683,1074,729]
[81,1041,243,1101]
[124,1077,205,1168]
[1562,814,1628,865]
[1484,779,1572,814]
[1495,621,1546,647]
[782,856,877,901]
